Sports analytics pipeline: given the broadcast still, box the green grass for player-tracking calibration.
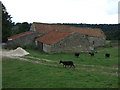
[2,46,119,88]
[106,40,119,43]
[26,46,118,67]
[2,58,118,88]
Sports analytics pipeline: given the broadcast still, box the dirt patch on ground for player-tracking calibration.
[25,56,57,62]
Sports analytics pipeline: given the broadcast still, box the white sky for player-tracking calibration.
[1,0,119,24]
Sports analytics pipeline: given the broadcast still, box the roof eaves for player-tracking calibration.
[8,31,34,40]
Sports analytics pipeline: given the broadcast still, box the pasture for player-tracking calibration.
[2,43,119,88]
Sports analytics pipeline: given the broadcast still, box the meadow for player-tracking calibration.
[2,41,119,88]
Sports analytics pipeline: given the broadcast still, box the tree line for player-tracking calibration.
[2,3,119,43]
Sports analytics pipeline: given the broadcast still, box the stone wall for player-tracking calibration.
[30,24,36,31]
[7,33,41,49]
[36,42,43,51]
[88,37,105,47]
[41,33,93,53]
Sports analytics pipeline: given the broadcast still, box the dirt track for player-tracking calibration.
[2,56,118,77]
[1,49,118,77]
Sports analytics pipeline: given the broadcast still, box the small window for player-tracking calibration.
[93,41,95,44]
[8,38,13,41]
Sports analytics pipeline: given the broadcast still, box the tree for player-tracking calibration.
[19,22,31,33]
[2,3,13,42]
[11,22,31,36]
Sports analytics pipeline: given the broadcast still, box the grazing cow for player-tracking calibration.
[75,53,80,58]
[105,53,110,58]
[89,52,94,56]
[59,61,75,68]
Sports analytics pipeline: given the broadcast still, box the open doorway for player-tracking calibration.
[38,42,43,51]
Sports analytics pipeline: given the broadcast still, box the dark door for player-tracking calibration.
[38,42,43,51]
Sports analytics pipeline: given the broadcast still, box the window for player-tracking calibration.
[8,38,12,41]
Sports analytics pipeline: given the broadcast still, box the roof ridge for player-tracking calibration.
[33,22,101,30]
[32,22,106,38]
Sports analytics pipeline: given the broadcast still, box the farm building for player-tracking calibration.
[7,31,41,48]
[7,22,106,53]
[35,31,92,53]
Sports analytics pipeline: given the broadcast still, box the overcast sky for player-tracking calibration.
[2,0,119,24]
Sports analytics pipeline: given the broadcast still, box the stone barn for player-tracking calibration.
[35,31,92,53]
[7,22,106,53]
[7,31,41,48]
[30,22,106,48]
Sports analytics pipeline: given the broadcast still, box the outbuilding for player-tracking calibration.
[36,31,93,53]
[7,22,106,53]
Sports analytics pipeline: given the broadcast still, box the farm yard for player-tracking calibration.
[1,0,119,88]
[2,41,119,88]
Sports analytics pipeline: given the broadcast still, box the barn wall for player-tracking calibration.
[7,33,41,49]
[43,44,52,53]
[42,33,93,53]
[30,24,36,31]
[88,37,105,47]
[36,42,43,51]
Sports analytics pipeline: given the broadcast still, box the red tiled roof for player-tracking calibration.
[70,27,106,38]
[33,22,106,38]
[36,31,73,44]
[33,22,73,34]
[8,31,34,39]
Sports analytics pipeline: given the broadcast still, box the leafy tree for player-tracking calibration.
[2,3,13,42]
[19,22,31,33]
[11,23,21,35]
[11,22,31,35]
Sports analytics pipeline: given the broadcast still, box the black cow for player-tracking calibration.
[89,52,94,56]
[75,53,80,58]
[59,61,75,68]
[105,53,110,58]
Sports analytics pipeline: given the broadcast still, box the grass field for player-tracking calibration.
[2,44,119,88]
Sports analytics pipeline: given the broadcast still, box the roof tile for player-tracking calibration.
[8,31,34,39]
[36,31,73,44]
[33,22,106,38]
